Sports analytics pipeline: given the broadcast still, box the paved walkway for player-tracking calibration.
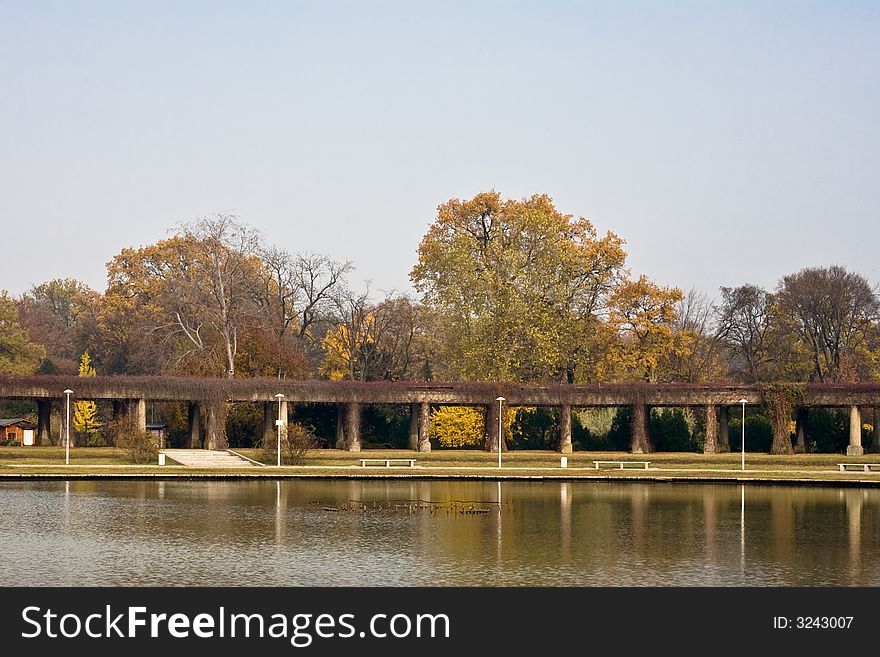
[161,449,263,468]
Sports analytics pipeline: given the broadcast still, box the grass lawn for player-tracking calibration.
[0,446,134,465]
[3,446,880,482]
[234,447,880,471]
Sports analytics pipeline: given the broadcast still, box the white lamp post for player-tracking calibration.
[63,389,73,466]
[275,393,285,467]
[495,397,505,469]
[738,398,748,471]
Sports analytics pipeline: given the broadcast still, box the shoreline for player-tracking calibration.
[2,465,880,487]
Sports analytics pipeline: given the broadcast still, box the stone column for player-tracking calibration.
[262,401,275,447]
[794,407,808,453]
[187,401,201,449]
[203,400,227,450]
[703,404,718,454]
[847,405,864,456]
[485,402,499,452]
[60,395,72,447]
[408,404,419,450]
[874,407,880,454]
[335,405,345,449]
[36,399,52,446]
[718,406,730,452]
[133,398,147,434]
[279,399,289,438]
[631,403,652,454]
[344,402,361,452]
[418,402,431,453]
[559,404,572,454]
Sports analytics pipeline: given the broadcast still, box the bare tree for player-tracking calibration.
[663,288,726,382]
[173,214,263,378]
[774,265,879,382]
[716,284,781,382]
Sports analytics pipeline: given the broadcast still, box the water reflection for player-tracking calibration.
[1,480,879,586]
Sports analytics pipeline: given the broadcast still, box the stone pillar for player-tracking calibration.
[261,402,274,447]
[335,405,345,449]
[408,404,419,450]
[36,399,52,446]
[203,400,227,450]
[718,406,730,452]
[60,395,72,448]
[279,399,288,437]
[485,402,499,452]
[559,404,572,454]
[703,404,718,454]
[847,405,864,456]
[418,402,431,453]
[187,401,201,449]
[631,403,652,454]
[794,408,808,453]
[133,398,147,434]
[344,402,361,452]
[874,407,880,454]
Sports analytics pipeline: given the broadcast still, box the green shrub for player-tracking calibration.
[107,417,158,464]
[729,414,773,452]
[259,422,317,465]
[361,405,409,448]
[651,408,698,452]
[511,407,559,449]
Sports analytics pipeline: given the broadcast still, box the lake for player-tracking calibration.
[1,479,877,586]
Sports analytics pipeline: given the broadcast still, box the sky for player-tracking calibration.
[1,1,878,301]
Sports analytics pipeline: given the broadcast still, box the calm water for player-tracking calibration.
[1,480,878,586]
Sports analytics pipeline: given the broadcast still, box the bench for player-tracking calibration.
[593,460,651,470]
[359,458,417,468]
[837,463,880,473]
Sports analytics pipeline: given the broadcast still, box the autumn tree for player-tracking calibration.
[662,289,727,382]
[256,247,352,373]
[320,290,426,381]
[0,291,44,374]
[18,279,100,373]
[72,351,101,445]
[175,214,263,378]
[774,266,879,382]
[603,275,688,382]
[103,215,265,377]
[411,191,627,382]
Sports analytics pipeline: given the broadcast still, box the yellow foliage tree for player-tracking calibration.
[411,191,627,382]
[73,351,102,444]
[430,406,486,448]
[429,405,515,448]
[603,275,690,382]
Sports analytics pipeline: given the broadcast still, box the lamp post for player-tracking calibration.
[63,389,73,466]
[275,393,285,467]
[738,398,748,471]
[495,397,505,469]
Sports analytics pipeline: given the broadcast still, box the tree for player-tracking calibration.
[175,214,263,378]
[662,289,727,382]
[319,290,425,381]
[0,291,44,374]
[774,265,880,382]
[103,215,265,377]
[411,191,627,382]
[72,351,101,444]
[603,275,688,382]
[18,279,99,373]
[256,248,352,373]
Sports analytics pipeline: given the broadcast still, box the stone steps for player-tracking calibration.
[161,449,262,468]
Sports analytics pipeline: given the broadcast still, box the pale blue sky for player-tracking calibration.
[1,1,878,300]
